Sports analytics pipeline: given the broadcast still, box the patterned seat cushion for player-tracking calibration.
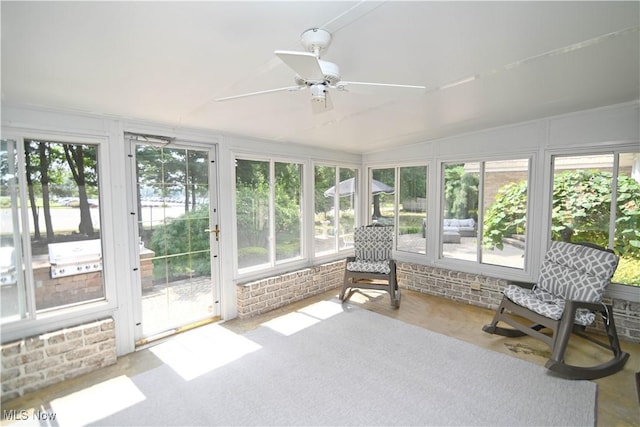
[347,260,391,274]
[347,225,394,274]
[503,241,618,326]
[504,285,595,325]
[353,226,393,262]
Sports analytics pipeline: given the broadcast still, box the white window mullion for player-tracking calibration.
[333,168,340,252]
[15,136,37,319]
[609,152,620,250]
[477,162,485,264]
[269,160,276,266]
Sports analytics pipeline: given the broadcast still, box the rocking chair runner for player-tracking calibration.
[483,241,629,380]
[340,224,400,308]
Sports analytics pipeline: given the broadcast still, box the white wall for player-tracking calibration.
[364,102,639,163]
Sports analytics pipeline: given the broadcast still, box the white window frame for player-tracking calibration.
[1,131,118,343]
[232,153,306,280]
[312,162,360,259]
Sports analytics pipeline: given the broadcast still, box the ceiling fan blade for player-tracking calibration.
[216,86,304,102]
[275,50,325,81]
[335,81,426,92]
[311,90,333,114]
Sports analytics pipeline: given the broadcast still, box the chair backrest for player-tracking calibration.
[353,225,393,262]
[537,241,619,302]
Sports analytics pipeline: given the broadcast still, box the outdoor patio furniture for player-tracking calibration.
[482,241,629,380]
[443,218,476,237]
[422,218,474,241]
[340,224,400,308]
[443,227,461,243]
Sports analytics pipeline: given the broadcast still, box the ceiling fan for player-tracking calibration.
[215,28,426,113]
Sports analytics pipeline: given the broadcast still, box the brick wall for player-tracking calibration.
[237,261,344,319]
[237,259,639,341]
[1,318,116,402]
[397,262,640,343]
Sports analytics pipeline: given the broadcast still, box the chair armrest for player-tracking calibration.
[507,280,535,290]
[565,299,608,312]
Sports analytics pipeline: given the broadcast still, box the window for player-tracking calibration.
[371,168,395,225]
[442,159,529,269]
[397,166,428,254]
[235,158,303,272]
[442,162,480,261]
[551,152,639,286]
[314,165,357,255]
[368,166,428,255]
[1,139,26,322]
[275,162,302,262]
[1,139,105,324]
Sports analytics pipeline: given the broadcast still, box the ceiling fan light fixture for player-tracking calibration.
[310,84,327,102]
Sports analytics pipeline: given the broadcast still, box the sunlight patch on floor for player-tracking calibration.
[261,299,344,336]
[298,299,345,319]
[49,375,145,426]
[149,323,261,381]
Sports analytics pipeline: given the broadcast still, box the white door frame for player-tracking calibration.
[125,135,221,345]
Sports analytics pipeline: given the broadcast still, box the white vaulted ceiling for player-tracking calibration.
[1,1,638,154]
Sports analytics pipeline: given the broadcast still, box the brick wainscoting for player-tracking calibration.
[236,260,639,343]
[1,318,116,402]
[397,262,640,344]
[237,260,345,319]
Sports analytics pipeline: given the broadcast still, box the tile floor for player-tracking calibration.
[2,288,639,426]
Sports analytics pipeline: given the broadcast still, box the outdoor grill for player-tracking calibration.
[0,247,17,286]
[48,239,102,278]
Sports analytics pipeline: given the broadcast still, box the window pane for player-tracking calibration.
[614,152,640,286]
[275,162,302,262]
[371,168,395,225]
[398,166,427,254]
[442,163,479,261]
[551,154,614,245]
[1,140,27,322]
[481,159,528,269]
[24,140,104,311]
[338,168,357,249]
[314,165,337,255]
[236,159,269,269]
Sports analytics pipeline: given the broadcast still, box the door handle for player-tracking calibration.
[205,224,220,241]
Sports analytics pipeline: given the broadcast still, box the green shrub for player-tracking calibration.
[613,257,640,286]
[149,207,211,280]
[238,246,268,268]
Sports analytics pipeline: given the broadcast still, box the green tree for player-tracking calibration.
[63,144,97,236]
[443,164,479,219]
[314,166,335,219]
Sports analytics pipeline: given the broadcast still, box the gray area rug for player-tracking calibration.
[82,300,595,426]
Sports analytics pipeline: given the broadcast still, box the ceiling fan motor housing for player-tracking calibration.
[300,28,332,54]
[294,59,340,87]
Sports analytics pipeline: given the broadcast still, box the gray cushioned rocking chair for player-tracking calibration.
[482,241,629,380]
[340,224,400,308]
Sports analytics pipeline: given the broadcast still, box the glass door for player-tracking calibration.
[131,140,219,343]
